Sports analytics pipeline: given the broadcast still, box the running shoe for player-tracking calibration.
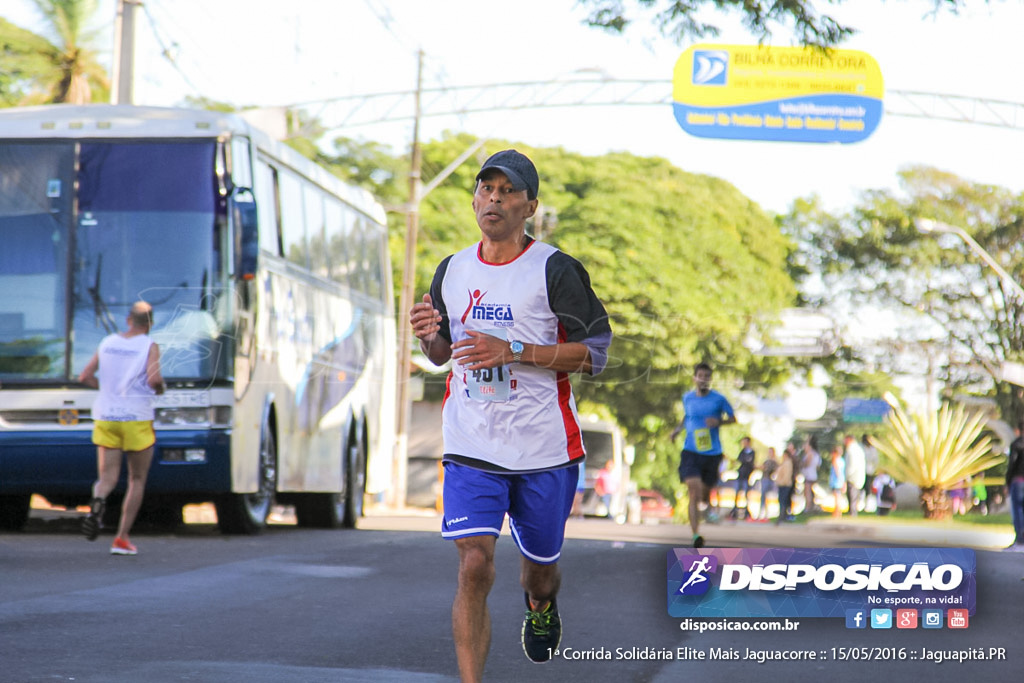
[705,511,721,524]
[521,594,561,663]
[81,497,105,541]
[693,534,705,548]
[110,537,138,556]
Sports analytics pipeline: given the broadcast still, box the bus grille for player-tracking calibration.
[0,410,93,427]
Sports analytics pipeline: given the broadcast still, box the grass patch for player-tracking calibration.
[817,508,1013,531]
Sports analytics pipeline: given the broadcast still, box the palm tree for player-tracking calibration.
[24,0,110,104]
[870,393,1002,520]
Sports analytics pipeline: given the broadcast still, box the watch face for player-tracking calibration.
[511,341,524,353]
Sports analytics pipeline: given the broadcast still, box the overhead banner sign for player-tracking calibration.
[672,44,884,143]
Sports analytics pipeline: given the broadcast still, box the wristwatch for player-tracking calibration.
[509,339,524,363]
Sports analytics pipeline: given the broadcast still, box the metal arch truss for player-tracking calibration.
[285,79,1024,135]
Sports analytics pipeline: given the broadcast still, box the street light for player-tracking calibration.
[915,218,1024,300]
[917,217,1024,390]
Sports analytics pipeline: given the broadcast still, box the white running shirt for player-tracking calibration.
[430,239,611,472]
[91,333,157,422]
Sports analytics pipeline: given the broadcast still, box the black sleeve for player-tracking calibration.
[428,255,454,343]
[544,251,611,343]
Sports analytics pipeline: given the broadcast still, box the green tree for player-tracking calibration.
[578,0,982,48]
[5,0,110,104]
[0,17,57,106]
[782,166,1024,424]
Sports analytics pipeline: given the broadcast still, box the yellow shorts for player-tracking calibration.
[92,420,156,452]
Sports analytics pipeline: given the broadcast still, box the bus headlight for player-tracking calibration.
[156,407,209,425]
[155,406,232,427]
[161,448,207,463]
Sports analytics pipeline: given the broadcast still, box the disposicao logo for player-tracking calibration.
[676,555,718,596]
[667,548,976,619]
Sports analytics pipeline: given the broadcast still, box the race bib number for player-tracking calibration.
[465,328,512,402]
[694,428,713,452]
[466,365,511,401]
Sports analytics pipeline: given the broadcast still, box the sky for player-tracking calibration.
[5,0,1024,215]
[5,0,1023,419]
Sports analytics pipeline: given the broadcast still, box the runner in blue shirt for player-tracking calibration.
[670,362,736,547]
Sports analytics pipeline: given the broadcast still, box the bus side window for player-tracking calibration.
[324,198,347,286]
[305,186,328,279]
[255,160,281,257]
[278,170,307,269]
[230,137,253,189]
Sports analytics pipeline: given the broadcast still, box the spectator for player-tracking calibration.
[594,460,620,517]
[1005,420,1024,550]
[730,436,756,520]
[873,471,897,516]
[756,447,778,521]
[774,442,797,525]
[828,446,846,518]
[844,433,867,517]
[800,436,821,515]
[862,434,879,512]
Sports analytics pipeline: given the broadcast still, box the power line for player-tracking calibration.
[282,80,1024,134]
[139,0,205,99]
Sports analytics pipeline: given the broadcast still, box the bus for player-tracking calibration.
[0,105,396,534]
[578,415,634,522]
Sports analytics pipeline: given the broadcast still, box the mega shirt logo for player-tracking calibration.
[460,288,515,327]
[668,548,976,618]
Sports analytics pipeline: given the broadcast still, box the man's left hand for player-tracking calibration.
[452,330,508,370]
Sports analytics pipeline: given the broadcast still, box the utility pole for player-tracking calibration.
[111,0,141,104]
[391,50,424,509]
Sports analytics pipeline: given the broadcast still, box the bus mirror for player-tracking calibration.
[624,445,635,466]
[232,188,258,280]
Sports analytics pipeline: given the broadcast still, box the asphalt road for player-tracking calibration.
[1,509,1020,683]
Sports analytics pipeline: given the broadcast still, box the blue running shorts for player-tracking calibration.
[441,461,578,564]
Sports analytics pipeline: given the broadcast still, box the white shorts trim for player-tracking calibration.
[441,526,501,539]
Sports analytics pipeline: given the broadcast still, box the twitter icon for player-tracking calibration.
[870,609,892,629]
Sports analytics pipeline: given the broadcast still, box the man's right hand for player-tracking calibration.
[410,294,442,342]
[410,294,451,365]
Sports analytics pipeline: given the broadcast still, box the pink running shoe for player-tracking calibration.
[110,537,138,556]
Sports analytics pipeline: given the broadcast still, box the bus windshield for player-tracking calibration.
[0,140,231,383]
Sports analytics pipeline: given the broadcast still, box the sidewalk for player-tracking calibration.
[361,505,1016,550]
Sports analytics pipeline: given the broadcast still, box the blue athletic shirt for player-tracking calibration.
[681,389,734,456]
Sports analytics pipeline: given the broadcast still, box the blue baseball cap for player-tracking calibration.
[475,149,539,200]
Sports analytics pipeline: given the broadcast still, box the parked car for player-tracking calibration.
[638,489,674,523]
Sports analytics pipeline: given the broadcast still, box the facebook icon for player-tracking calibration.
[845,609,867,629]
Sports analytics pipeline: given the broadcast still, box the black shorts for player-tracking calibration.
[678,450,723,489]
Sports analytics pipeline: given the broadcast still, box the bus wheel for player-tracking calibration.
[342,430,366,529]
[216,423,276,534]
[138,497,184,530]
[0,494,31,531]
[294,492,344,528]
